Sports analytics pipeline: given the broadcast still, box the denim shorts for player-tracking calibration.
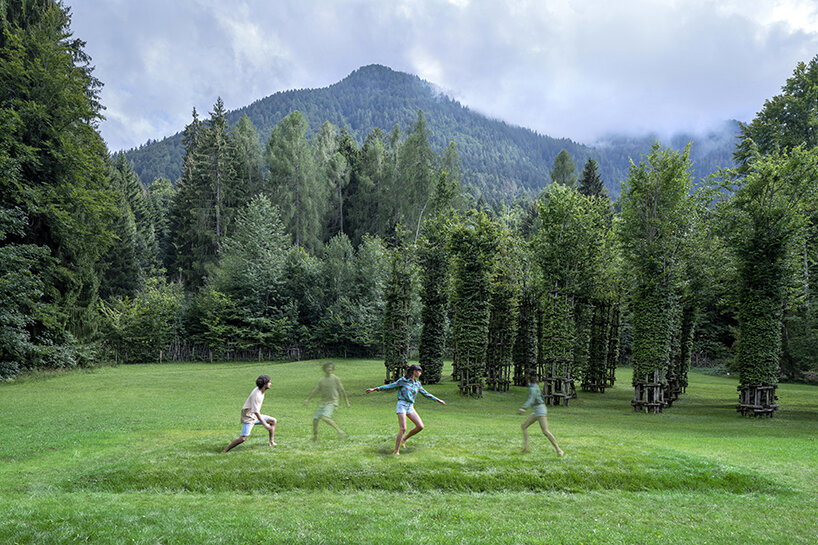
[396,401,415,414]
[240,414,273,436]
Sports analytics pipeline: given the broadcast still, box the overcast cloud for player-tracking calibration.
[66,0,818,152]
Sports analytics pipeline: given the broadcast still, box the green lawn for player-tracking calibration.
[1,360,816,544]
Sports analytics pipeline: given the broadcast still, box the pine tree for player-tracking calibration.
[266,111,324,252]
[0,0,116,345]
[578,158,606,198]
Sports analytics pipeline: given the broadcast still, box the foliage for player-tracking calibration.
[550,149,578,187]
[721,148,818,384]
[0,208,48,378]
[578,157,606,197]
[450,211,499,395]
[618,143,695,382]
[98,277,182,363]
[418,215,451,384]
[485,227,520,390]
[265,110,324,252]
[0,0,115,352]
[382,240,414,381]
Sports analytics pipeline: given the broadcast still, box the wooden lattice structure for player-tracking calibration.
[632,369,666,413]
[737,383,779,417]
[458,366,483,397]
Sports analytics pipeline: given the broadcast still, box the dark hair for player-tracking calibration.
[405,364,422,378]
[322,361,335,372]
[256,375,271,389]
[525,369,537,383]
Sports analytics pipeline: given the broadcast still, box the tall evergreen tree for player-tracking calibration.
[0,0,116,344]
[397,110,436,241]
[233,114,264,199]
[266,111,323,252]
[578,158,606,198]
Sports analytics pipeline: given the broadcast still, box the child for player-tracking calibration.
[518,369,563,456]
[304,361,350,440]
[222,374,277,452]
[365,364,446,455]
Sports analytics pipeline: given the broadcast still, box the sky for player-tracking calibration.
[66,0,818,152]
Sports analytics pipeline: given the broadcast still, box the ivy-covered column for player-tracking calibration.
[418,217,450,384]
[450,212,498,397]
[382,245,412,383]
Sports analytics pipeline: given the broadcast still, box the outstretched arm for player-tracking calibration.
[419,386,445,404]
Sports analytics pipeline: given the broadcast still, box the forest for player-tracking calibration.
[123,64,739,203]
[2,1,817,417]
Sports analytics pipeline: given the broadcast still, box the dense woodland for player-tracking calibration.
[2,1,817,416]
[124,64,739,203]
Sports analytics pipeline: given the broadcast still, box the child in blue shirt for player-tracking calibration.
[366,364,446,455]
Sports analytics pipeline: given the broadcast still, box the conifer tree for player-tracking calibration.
[233,114,264,198]
[266,111,324,252]
[578,158,606,198]
[0,0,116,344]
[397,110,436,240]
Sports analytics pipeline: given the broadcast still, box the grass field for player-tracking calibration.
[1,359,817,544]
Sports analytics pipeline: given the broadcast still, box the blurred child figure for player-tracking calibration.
[365,364,446,455]
[304,361,350,440]
[222,374,277,452]
[518,369,563,456]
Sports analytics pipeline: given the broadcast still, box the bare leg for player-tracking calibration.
[320,416,346,438]
[521,413,537,452]
[312,418,320,441]
[222,435,247,453]
[537,416,563,456]
[401,411,424,449]
[266,416,277,446]
[393,413,407,455]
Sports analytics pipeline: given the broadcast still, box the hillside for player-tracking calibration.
[125,65,739,200]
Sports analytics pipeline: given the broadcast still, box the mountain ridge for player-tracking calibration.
[125,64,739,200]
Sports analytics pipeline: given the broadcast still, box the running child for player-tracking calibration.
[518,369,564,456]
[365,364,446,455]
[222,374,277,452]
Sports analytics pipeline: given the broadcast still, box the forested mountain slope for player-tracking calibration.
[125,64,738,200]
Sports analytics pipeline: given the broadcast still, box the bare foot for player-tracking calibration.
[312,436,319,442]
[392,450,400,455]
[557,449,564,457]
[521,448,530,453]
[269,441,277,447]
[339,432,347,439]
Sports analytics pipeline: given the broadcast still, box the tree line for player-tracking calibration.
[2,1,817,417]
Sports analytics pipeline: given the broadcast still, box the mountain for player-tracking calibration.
[124,64,739,200]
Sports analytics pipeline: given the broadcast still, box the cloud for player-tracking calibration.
[66,0,818,151]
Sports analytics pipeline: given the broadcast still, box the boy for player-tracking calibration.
[304,361,350,440]
[222,374,277,452]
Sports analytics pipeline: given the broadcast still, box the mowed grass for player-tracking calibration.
[1,360,817,544]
